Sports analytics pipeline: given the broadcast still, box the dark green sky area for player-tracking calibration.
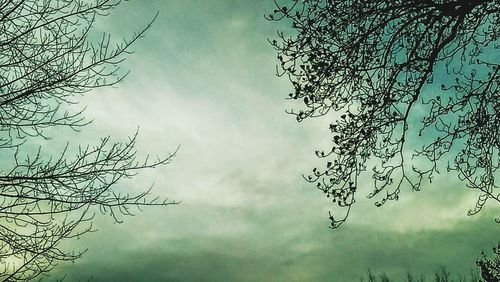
[48,0,499,281]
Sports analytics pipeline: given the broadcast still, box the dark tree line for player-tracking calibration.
[268,0,499,228]
[0,0,175,280]
[357,243,500,281]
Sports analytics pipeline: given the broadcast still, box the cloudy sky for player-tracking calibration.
[49,1,498,281]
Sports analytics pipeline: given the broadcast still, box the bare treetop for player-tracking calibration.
[268,0,499,228]
[0,1,176,280]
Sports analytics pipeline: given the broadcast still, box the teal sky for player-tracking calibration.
[47,1,499,281]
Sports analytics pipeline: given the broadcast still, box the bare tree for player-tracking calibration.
[0,0,176,280]
[268,0,499,228]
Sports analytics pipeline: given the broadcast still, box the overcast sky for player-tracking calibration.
[50,1,498,281]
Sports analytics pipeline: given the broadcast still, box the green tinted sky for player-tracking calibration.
[50,0,498,281]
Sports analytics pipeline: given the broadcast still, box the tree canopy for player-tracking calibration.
[268,0,499,228]
[0,0,175,280]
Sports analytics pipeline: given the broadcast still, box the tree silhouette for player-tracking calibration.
[477,242,500,281]
[359,266,484,281]
[268,0,499,228]
[0,0,176,280]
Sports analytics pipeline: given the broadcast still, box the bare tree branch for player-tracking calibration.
[268,0,499,228]
[0,1,176,280]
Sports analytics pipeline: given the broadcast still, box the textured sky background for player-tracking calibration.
[49,1,499,281]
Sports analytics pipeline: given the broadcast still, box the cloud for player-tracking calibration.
[54,208,497,281]
[37,1,500,281]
